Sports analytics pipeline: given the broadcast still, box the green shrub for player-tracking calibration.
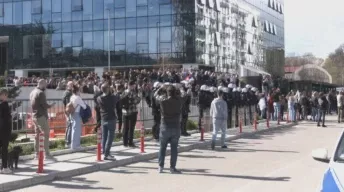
[10,133,18,143]
[186,120,198,130]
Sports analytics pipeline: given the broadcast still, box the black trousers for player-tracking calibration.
[122,112,138,146]
[0,138,9,169]
[117,111,123,132]
[152,114,161,140]
[235,106,239,127]
[181,114,188,133]
[94,107,101,131]
[198,108,204,130]
[228,108,232,128]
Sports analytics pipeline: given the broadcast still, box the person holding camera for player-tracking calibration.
[0,89,12,174]
[154,84,186,174]
[120,80,141,147]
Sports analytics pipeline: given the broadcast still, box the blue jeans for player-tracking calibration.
[273,102,280,121]
[317,109,325,126]
[212,119,227,146]
[311,107,318,121]
[158,127,180,169]
[71,112,82,150]
[289,107,295,122]
[101,120,116,157]
[65,115,72,145]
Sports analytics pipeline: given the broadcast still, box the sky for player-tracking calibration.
[285,0,344,58]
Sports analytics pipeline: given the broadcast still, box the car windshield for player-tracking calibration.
[334,132,344,162]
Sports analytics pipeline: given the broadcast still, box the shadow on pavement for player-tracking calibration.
[178,154,225,159]
[103,169,148,175]
[42,177,113,190]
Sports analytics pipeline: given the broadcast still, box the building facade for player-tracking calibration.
[0,0,284,77]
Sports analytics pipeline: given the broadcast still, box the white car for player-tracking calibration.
[312,131,344,191]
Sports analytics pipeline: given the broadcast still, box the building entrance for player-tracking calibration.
[0,36,9,76]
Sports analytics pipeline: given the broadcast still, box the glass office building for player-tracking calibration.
[0,0,284,77]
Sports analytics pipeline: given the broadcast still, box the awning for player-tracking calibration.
[239,65,271,76]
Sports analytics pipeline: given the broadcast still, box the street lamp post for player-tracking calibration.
[156,22,162,70]
[107,9,111,72]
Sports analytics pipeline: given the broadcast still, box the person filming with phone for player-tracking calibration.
[30,79,56,160]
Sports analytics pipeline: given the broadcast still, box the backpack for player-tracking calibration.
[65,101,75,115]
[80,104,92,124]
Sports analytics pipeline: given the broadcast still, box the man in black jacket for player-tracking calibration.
[0,89,12,174]
[154,84,186,174]
[318,92,327,127]
[151,82,161,140]
[97,83,119,160]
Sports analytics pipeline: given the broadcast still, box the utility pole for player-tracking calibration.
[107,9,111,72]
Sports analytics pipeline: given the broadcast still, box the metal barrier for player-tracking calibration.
[10,97,200,136]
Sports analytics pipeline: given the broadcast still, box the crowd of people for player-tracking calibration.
[0,67,339,174]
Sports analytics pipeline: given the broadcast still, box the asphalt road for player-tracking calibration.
[14,116,342,192]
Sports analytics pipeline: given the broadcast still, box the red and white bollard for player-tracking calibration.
[96,127,102,161]
[254,112,257,131]
[140,125,145,153]
[200,117,204,141]
[266,110,270,128]
[37,133,44,173]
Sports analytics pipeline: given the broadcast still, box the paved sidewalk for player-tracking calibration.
[0,120,291,192]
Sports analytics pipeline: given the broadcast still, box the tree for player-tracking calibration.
[323,44,344,85]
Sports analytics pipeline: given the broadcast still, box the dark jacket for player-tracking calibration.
[0,101,12,140]
[62,89,73,107]
[97,93,119,121]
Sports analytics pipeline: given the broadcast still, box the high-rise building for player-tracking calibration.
[0,0,284,78]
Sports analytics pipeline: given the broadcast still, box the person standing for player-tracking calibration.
[210,90,228,150]
[62,81,73,148]
[317,92,328,127]
[337,91,344,123]
[120,80,141,147]
[69,85,86,149]
[115,84,124,133]
[97,83,119,160]
[0,89,12,174]
[30,79,55,159]
[154,85,185,174]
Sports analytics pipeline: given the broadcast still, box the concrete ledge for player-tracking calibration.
[1,122,295,192]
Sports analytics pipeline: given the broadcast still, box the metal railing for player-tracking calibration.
[10,97,200,134]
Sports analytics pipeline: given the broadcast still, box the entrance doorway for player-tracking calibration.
[0,36,9,75]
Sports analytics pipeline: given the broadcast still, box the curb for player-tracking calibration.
[1,123,295,192]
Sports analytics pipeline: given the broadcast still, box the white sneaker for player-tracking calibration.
[1,168,12,174]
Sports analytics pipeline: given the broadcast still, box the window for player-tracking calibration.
[83,0,92,20]
[148,0,159,16]
[115,18,125,29]
[160,42,171,53]
[280,4,284,14]
[252,16,257,28]
[264,21,269,32]
[269,23,273,34]
[115,30,125,44]
[137,6,147,16]
[126,29,137,53]
[268,0,271,8]
[93,20,104,30]
[72,21,82,32]
[137,17,148,28]
[149,28,157,53]
[273,24,277,35]
[52,33,62,47]
[93,31,104,50]
[160,15,171,26]
[104,30,114,50]
[52,13,62,22]
[160,27,171,42]
[52,22,62,33]
[13,2,23,25]
[126,18,136,28]
[137,44,148,54]
[160,4,171,15]
[137,28,148,43]
[63,33,72,47]
[62,0,72,21]
[42,0,52,23]
[83,21,92,31]
[32,0,42,14]
[0,4,3,17]
[214,0,221,11]
[137,0,148,5]
[207,0,214,9]
[4,3,12,25]
[52,0,62,13]
[72,0,83,11]
[114,8,125,18]
[23,1,32,24]
[83,31,93,48]
[72,32,82,47]
[72,11,83,21]
[115,0,125,8]
[148,16,159,27]
[62,22,72,32]
[126,0,136,17]
[93,0,104,20]
[248,44,252,55]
